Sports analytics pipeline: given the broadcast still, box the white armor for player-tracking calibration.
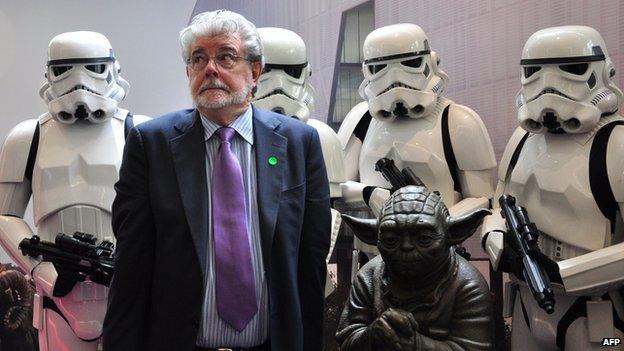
[481,26,624,350]
[253,27,345,296]
[338,24,496,255]
[0,31,149,351]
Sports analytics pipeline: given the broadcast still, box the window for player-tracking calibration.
[329,1,374,128]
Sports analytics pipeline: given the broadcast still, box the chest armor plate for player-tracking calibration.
[507,132,609,253]
[359,110,458,206]
[32,117,125,229]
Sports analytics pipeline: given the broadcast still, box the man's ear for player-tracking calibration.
[447,208,491,245]
[341,214,378,246]
[251,61,262,82]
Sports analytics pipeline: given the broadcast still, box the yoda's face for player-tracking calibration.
[378,215,449,279]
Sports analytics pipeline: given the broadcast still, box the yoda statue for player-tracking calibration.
[336,185,493,350]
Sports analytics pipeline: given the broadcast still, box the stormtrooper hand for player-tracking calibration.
[340,181,367,203]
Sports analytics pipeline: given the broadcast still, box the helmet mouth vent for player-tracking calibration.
[564,118,581,131]
[542,111,565,133]
[526,119,541,131]
[412,105,424,114]
[59,111,73,121]
[93,110,105,119]
[75,105,88,120]
[393,102,408,117]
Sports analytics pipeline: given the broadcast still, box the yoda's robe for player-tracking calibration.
[336,254,493,350]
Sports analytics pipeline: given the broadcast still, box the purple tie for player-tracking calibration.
[212,127,257,331]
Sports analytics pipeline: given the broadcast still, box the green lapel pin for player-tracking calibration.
[268,156,278,166]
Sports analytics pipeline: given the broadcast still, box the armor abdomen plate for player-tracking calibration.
[359,115,459,206]
[507,133,609,256]
[32,118,125,241]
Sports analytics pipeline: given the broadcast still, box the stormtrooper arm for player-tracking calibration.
[447,195,490,217]
[337,101,370,182]
[0,119,40,273]
[338,102,391,215]
[340,181,390,217]
[479,127,528,270]
[447,104,497,217]
[557,239,624,295]
[479,208,506,271]
[558,125,624,295]
[307,119,346,199]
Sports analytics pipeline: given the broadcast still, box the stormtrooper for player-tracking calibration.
[481,26,624,350]
[338,23,496,259]
[253,27,345,296]
[0,31,149,350]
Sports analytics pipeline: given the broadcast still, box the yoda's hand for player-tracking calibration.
[367,308,419,350]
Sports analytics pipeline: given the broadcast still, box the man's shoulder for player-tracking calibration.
[135,108,196,135]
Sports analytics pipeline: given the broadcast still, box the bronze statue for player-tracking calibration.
[336,186,493,350]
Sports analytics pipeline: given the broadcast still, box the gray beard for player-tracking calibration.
[193,83,253,110]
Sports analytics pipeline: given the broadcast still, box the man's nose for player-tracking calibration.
[203,59,220,77]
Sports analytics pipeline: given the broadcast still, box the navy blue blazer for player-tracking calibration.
[103,106,331,351]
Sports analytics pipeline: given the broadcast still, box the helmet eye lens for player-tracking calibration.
[368,64,387,74]
[523,66,541,78]
[52,65,72,76]
[401,57,422,68]
[559,63,588,75]
[86,64,107,74]
[284,66,303,78]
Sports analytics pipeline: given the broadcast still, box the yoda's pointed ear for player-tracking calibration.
[341,214,378,246]
[447,208,491,245]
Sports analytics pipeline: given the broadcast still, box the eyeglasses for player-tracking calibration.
[187,51,250,71]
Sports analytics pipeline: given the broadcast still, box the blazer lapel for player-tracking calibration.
[253,106,286,275]
[170,110,209,277]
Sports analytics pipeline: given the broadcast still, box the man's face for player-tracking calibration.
[186,33,261,111]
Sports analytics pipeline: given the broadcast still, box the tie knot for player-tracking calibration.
[215,127,236,143]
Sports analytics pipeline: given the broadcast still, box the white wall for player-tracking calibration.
[0,0,197,262]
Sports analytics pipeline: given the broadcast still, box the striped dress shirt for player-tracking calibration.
[196,106,269,347]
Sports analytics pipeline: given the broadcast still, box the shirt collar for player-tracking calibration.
[199,105,254,145]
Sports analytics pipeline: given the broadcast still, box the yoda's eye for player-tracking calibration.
[381,236,399,247]
[417,235,435,247]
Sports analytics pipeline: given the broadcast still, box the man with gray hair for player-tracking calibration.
[103,10,331,351]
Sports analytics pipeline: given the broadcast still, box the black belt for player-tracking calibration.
[195,341,269,351]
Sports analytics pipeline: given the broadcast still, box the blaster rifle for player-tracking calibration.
[19,232,114,297]
[375,157,424,193]
[499,194,555,314]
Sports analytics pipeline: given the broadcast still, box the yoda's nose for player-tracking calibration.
[401,237,415,251]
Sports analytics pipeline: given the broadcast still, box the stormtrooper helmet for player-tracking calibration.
[253,27,315,122]
[359,23,449,122]
[517,26,623,134]
[40,31,130,124]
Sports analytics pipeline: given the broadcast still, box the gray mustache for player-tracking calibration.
[200,80,229,93]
